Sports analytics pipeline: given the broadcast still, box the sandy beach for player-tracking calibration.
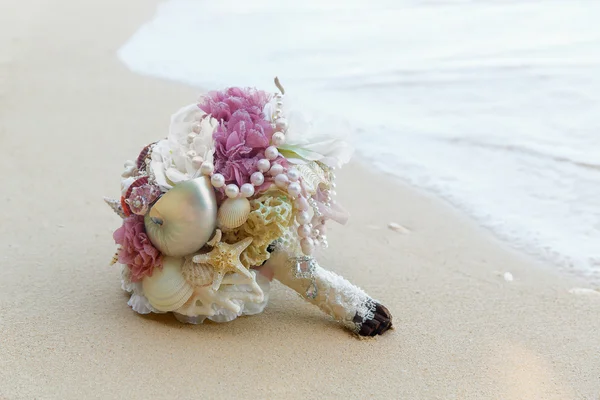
[1,1,599,399]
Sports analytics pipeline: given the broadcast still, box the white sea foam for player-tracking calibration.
[118,0,600,279]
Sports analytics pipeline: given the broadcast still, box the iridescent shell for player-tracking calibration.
[144,176,217,257]
[142,256,194,312]
[217,197,251,230]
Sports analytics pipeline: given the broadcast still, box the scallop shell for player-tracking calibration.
[217,197,251,230]
[142,256,194,312]
[181,257,214,288]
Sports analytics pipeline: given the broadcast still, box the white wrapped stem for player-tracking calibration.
[264,251,376,333]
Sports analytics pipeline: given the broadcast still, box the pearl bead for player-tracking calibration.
[187,133,196,143]
[297,224,311,238]
[275,174,289,188]
[287,168,300,181]
[265,146,279,160]
[276,101,283,107]
[269,164,284,176]
[225,184,239,198]
[296,211,310,225]
[301,238,315,255]
[322,240,329,249]
[191,123,201,133]
[287,182,301,198]
[275,118,288,132]
[211,174,225,188]
[192,156,204,169]
[294,196,309,211]
[186,150,197,159]
[331,182,337,189]
[330,190,337,197]
[250,172,264,186]
[200,162,214,176]
[257,159,271,173]
[314,224,326,235]
[240,183,255,198]
[271,132,286,146]
[313,229,321,237]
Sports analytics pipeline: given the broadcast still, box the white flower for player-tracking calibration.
[151,103,217,190]
[267,96,354,168]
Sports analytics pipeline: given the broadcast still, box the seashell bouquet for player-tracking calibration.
[105,78,392,337]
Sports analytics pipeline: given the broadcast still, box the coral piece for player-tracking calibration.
[192,237,253,291]
[175,270,266,318]
[222,191,294,268]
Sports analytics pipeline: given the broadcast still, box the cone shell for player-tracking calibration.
[142,256,194,312]
[182,258,214,288]
[217,197,251,230]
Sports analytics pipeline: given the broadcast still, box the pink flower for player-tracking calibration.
[113,215,162,282]
[200,87,286,187]
[199,87,271,123]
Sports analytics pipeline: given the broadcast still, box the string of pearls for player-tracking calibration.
[186,92,336,257]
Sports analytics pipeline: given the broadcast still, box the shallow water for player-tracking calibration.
[118,0,600,279]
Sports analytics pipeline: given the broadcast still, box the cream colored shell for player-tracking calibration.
[142,256,194,312]
[181,257,214,288]
[217,197,251,230]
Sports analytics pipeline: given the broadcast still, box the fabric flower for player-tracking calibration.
[199,87,271,123]
[199,87,282,187]
[113,215,162,282]
[265,96,354,168]
[212,109,281,186]
[150,104,217,191]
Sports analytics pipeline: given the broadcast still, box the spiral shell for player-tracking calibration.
[122,176,150,216]
[217,197,251,230]
[182,257,214,288]
[136,142,154,170]
[142,256,194,312]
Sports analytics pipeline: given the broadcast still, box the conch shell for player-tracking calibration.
[142,256,194,312]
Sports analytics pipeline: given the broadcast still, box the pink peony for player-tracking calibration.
[113,215,162,282]
[200,87,287,187]
[199,87,271,123]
